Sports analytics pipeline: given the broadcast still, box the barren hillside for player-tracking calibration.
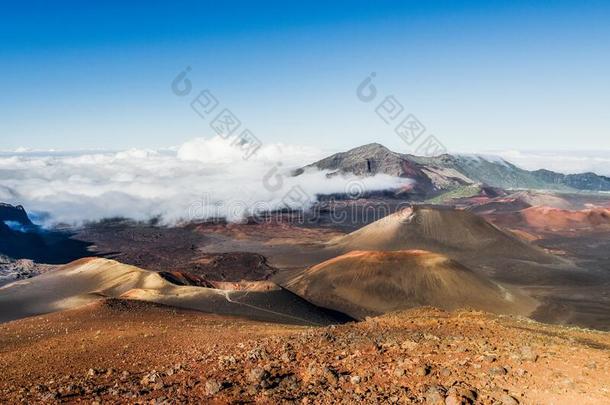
[287,250,536,319]
[1,301,608,404]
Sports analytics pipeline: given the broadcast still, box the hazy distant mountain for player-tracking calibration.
[0,203,92,264]
[299,143,610,193]
[295,143,471,194]
[0,203,34,228]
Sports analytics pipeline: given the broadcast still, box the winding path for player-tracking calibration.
[213,289,323,326]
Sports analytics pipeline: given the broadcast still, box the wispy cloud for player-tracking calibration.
[0,137,409,226]
[485,150,610,176]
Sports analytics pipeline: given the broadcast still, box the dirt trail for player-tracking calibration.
[214,289,325,326]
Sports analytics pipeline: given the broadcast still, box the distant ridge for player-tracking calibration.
[0,203,34,228]
[0,202,92,264]
[298,143,610,194]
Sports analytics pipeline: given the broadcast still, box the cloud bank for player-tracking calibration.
[0,137,410,226]
[485,150,610,177]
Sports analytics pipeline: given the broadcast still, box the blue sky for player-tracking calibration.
[1,0,609,153]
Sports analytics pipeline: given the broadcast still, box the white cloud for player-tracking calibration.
[0,137,410,226]
[484,150,610,176]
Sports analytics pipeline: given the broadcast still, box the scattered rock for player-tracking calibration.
[279,374,299,390]
[204,379,222,395]
[218,355,237,367]
[321,367,339,385]
[140,371,161,386]
[489,366,508,376]
[394,368,405,377]
[518,346,538,362]
[500,393,519,404]
[248,367,270,384]
[416,365,431,377]
[425,384,446,403]
[401,340,419,350]
[280,343,296,362]
[247,346,268,361]
[3,306,608,404]
[446,386,477,404]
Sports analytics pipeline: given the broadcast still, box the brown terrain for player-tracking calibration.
[1,300,609,404]
[488,206,610,237]
[1,187,610,403]
[0,258,349,325]
[64,201,610,332]
[287,250,536,319]
[330,206,557,264]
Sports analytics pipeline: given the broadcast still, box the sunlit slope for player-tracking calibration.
[331,206,556,263]
[0,258,348,325]
[287,250,536,319]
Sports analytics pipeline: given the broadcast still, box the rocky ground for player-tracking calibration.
[0,255,54,286]
[0,300,609,404]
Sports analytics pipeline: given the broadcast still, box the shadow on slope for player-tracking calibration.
[0,258,351,326]
[328,205,588,286]
[0,203,93,264]
[287,250,536,319]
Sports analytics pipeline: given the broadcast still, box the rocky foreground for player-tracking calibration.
[0,300,609,404]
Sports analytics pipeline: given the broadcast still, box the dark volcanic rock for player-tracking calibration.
[0,203,34,228]
[158,271,216,288]
[0,202,92,264]
[186,252,278,281]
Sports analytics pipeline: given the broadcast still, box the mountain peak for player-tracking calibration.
[300,144,610,194]
[0,203,34,227]
[301,142,418,180]
[346,143,392,154]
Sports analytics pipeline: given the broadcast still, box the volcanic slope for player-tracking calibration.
[0,258,349,325]
[326,205,582,288]
[466,190,574,216]
[331,206,556,262]
[287,250,536,319]
[3,304,609,404]
[509,206,610,234]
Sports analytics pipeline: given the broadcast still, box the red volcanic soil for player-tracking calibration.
[490,206,610,238]
[520,206,610,233]
[1,301,610,404]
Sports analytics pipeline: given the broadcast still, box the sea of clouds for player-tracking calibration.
[487,150,610,177]
[0,137,410,226]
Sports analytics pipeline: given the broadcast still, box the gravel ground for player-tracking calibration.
[1,300,609,404]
